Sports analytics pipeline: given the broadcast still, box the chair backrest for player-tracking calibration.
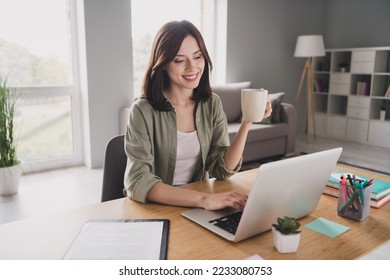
[101,135,127,202]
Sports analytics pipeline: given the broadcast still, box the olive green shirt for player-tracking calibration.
[124,93,242,203]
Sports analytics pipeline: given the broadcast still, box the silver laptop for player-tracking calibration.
[181,147,342,242]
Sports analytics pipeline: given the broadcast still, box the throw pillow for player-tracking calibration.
[259,92,285,124]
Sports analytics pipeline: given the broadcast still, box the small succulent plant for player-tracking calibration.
[272,216,301,235]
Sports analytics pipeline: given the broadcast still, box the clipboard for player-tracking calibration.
[63,219,170,260]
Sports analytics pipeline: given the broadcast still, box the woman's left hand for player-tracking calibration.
[263,98,272,119]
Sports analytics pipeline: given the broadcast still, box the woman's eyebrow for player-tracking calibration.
[175,50,202,57]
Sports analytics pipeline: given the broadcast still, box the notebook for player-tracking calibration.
[63,219,170,259]
[182,147,342,242]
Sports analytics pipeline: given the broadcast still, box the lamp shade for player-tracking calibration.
[294,35,325,57]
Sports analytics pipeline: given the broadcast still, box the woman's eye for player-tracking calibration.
[174,59,185,64]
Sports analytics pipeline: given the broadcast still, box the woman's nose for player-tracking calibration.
[186,59,196,70]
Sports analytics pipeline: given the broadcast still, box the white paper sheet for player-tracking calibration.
[63,220,166,260]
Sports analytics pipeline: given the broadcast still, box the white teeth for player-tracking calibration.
[183,74,197,80]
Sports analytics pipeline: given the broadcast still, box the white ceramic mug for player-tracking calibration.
[241,88,268,122]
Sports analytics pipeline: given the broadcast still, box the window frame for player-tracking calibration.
[9,0,83,173]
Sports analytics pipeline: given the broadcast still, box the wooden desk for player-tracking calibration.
[0,165,388,260]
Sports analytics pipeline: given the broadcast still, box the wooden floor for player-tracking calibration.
[0,134,389,259]
[295,134,390,176]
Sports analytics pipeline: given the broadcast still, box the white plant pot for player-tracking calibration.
[0,161,22,196]
[272,227,300,253]
[380,110,386,121]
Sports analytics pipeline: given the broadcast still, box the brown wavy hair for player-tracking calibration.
[141,20,213,111]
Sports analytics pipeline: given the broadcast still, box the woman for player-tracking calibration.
[124,20,271,211]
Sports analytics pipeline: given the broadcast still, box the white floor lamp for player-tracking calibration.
[294,35,325,143]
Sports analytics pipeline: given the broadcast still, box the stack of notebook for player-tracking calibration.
[324,170,390,209]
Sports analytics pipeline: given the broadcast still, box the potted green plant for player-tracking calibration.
[272,216,301,253]
[0,77,22,196]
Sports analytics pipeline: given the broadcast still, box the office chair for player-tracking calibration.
[101,134,128,202]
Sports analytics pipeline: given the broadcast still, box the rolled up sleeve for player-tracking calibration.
[123,103,161,203]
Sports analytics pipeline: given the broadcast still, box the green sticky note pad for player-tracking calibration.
[304,218,350,238]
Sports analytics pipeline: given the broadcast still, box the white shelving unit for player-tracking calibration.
[311,46,390,148]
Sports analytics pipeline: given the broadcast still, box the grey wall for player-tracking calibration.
[325,0,390,48]
[226,0,390,133]
[226,0,327,133]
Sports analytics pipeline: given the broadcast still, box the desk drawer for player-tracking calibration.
[351,62,374,73]
[327,116,346,138]
[348,96,370,108]
[347,119,368,143]
[329,83,350,95]
[352,51,375,62]
[330,73,351,84]
[368,121,390,148]
[347,107,370,119]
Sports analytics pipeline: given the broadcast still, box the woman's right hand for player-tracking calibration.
[147,182,247,211]
[200,192,248,211]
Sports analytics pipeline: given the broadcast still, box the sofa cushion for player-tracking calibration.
[228,122,289,144]
[259,92,285,124]
[212,81,251,122]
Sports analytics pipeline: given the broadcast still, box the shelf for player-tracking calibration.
[313,73,329,93]
[350,74,371,96]
[329,95,347,115]
[372,75,390,97]
[374,50,390,73]
[331,51,351,72]
[370,99,390,120]
[313,52,331,72]
[311,46,390,147]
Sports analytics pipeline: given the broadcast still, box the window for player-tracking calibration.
[131,0,224,97]
[0,0,81,172]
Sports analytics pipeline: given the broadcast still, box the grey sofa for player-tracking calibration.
[212,81,296,163]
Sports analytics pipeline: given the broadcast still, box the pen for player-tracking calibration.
[364,178,374,188]
[347,174,354,185]
[348,174,359,210]
[338,190,360,214]
[346,185,358,211]
[355,181,364,207]
[340,175,348,202]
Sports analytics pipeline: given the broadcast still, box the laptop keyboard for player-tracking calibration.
[209,211,243,234]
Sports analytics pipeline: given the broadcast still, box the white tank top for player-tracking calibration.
[173,130,201,186]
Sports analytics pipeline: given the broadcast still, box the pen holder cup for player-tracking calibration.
[337,184,371,221]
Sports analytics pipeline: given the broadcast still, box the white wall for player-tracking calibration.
[77,0,133,168]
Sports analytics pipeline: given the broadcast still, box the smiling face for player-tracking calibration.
[165,35,205,93]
